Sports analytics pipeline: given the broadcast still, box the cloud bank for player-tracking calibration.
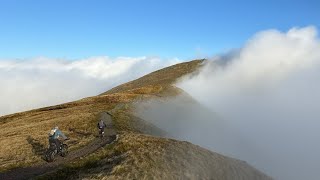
[137,26,320,180]
[177,26,320,180]
[0,56,180,116]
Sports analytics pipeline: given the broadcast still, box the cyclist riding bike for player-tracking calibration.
[97,119,107,137]
[48,126,68,150]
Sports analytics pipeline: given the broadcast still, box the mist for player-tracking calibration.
[136,26,320,180]
[0,56,180,116]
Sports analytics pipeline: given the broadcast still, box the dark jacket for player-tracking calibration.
[97,120,107,129]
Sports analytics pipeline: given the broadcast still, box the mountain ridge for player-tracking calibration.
[0,59,271,179]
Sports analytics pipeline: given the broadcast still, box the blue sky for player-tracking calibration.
[0,0,319,60]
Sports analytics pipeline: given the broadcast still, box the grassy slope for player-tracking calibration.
[101,59,205,95]
[0,59,271,179]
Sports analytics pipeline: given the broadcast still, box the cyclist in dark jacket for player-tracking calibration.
[97,120,107,137]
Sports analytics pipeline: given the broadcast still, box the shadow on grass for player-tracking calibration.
[35,152,126,180]
[26,136,47,160]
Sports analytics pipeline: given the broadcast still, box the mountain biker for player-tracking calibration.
[97,119,107,137]
[48,126,68,151]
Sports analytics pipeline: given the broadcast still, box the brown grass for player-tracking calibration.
[101,59,205,95]
[37,132,270,180]
[0,99,113,171]
[0,83,183,172]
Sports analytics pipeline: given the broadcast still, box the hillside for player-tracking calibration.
[0,59,271,179]
[101,59,205,95]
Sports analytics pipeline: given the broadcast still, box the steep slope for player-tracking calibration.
[0,59,271,179]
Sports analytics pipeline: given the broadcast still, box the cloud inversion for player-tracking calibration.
[0,56,180,116]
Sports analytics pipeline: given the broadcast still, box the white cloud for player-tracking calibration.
[175,26,320,180]
[0,56,181,116]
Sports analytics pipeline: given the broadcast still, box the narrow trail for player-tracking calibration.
[0,112,117,180]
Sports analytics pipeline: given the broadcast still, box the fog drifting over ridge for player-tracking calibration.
[137,26,320,180]
[0,56,180,116]
[177,26,320,179]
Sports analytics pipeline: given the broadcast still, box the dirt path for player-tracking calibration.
[0,112,117,180]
